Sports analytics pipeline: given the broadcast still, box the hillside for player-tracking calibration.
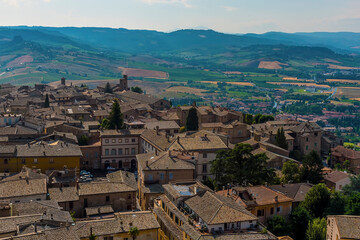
[0,26,360,85]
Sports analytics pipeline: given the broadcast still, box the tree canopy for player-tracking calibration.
[301,183,331,218]
[300,150,323,184]
[281,160,300,183]
[275,127,288,150]
[44,93,50,108]
[131,86,143,94]
[211,143,275,187]
[104,82,113,93]
[101,99,124,130]
[186,107,199,131]
[306,218,326,240]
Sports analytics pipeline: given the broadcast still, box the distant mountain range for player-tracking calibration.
[0,26,359,85]
[5,26,360,54]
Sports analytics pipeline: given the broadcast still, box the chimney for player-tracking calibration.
[146,161,149,168]
[274,196,278,202]
[156,126,159,135]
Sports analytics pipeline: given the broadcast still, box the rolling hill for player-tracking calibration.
[0,26,359,85]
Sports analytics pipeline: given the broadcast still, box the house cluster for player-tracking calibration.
[0,78,357,239]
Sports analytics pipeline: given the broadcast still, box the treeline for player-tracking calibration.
[284,102,323,115]
[244,113,274,125]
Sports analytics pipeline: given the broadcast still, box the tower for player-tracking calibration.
[119,75,128,91]
[61,77,66,85]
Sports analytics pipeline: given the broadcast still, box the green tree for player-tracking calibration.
[275,127,288,150]
[211,143,275,186]
[78,135,89,146]
[244,114,253,125]
[104,82,113,93]
[306,218,326,240]
[281,161,300,183]
[89,233,97,240]
[254,114,262,124]
[300,150,323,184]
[343,160,350,171]
[342,175,360,195]
[266,215,289,236]
[108,99,124,130]
[131,86,143,94]
[44,93,50,108]
[186,107,199,131]
[345,192,360,215]
[258,115,274,123]
[301,183,331,218]
[289,207,312,240]
[325,191,346,215]
[100,118,110,129]
[128,227,140,240]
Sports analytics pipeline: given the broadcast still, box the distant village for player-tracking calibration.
[0,76,359,240]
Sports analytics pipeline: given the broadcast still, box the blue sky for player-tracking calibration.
[0,0,359,33]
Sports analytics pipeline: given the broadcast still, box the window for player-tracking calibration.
[277,206,282,213]
[148,174,153,181]
[105,139,109,143]
[131,148,136,155]
[257,209,265,216]
[132,138,135,143]
[125,148,129,155]
[111,149,116,155]
[21,159,26,164]
[105,149,109,156]
[314,142,317,147]
[95,152,98,157]
[202,164,207,173]
[118,139,122,143]
[104,237,113,240]
[160,173,165,180]
[306,137,309,142]
[84,198,88,208]
[169,172,173,180]
[306,146,308,150]
[106,196,110,202]
[49,158,54,164]
[3,159,8,164]
[203,153,207,158]
[112,139,116,143]
[270,207,274,215]
[33,158,38,164]
[36,198,41,201]
[118,149,123,155]
[125,139,129,143]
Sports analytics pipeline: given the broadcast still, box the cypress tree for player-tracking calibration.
[275,127,288,150]
[108,99,124,129]
[104,82,113,93]
[186,107,199,131]
[44,94,50,108]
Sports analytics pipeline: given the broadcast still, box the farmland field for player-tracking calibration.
[165,86,207,96]
[267,82,331,88]
[335,87,360,98]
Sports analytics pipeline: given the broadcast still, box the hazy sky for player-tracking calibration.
[0,0,359,33]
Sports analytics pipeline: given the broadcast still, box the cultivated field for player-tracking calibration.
[335,87,360,98]
[6,55,33,68]
[268,82,331,88]
[119,67,169,79]
[165,86,207,96]
[258,61,288,70]
[200,81,255,87]
[327,79,360,84]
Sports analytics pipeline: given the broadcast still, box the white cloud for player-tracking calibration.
[223,6,238,12]
[140,0,193,8]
